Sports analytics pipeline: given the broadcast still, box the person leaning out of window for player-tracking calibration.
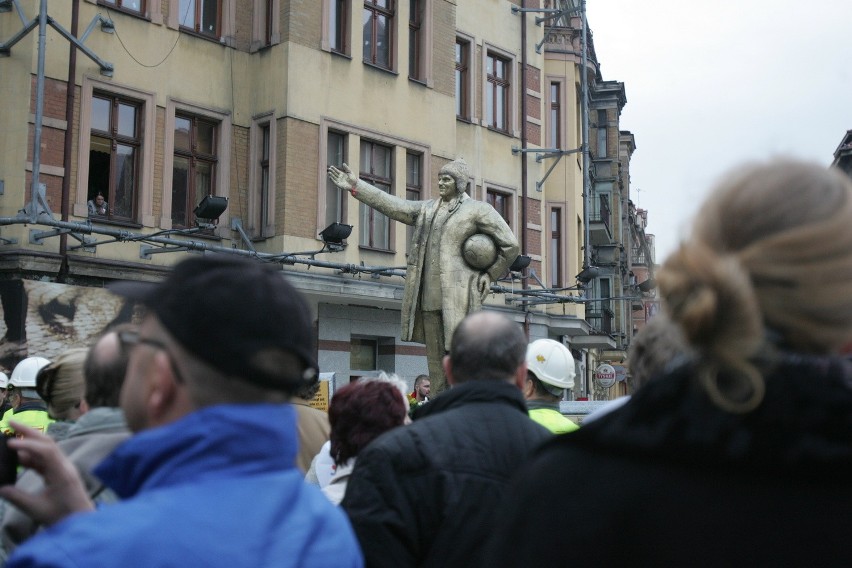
[87,193,109,217]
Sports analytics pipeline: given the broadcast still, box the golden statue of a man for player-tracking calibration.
[328,158,519,393]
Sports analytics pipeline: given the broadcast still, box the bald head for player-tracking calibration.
[447,312,527,383]
[84,328,130,408]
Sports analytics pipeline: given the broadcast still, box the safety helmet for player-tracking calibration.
[10,357,51,389]
[526,339,575,390]
[0,373,7,389]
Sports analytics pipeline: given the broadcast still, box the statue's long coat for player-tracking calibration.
[352,182,519,350]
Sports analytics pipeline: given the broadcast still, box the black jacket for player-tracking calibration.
[483,353,852,567]
[341,380,551,568]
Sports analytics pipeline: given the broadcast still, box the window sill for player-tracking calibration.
[97,2,150,22]
[169,228,223,241]
[179,27,225,45]
[456,116,474,125]
[408,77,428,88]
[358,245,396,254]
[330,50,352,60]
[250,41,275,54]
[363,61,398,76]
[87,217,143,230]
[486,126,513,138]
[252,233,278,243]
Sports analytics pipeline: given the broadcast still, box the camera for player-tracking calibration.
[0,435,19,485]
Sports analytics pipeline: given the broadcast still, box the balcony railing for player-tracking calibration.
[586,307,613,335]
[589,193,611,230]
[632,246,647,265]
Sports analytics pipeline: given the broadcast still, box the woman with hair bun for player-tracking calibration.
[483,159,852,566]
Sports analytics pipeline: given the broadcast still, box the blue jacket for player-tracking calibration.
[8,404,363,568]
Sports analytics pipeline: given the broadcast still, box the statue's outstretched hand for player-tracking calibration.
[327,163,357,191]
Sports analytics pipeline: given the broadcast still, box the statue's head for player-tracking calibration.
[439,158,471,196]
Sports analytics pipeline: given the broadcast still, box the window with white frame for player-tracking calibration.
[324,0,351,54]
[597,109,608,158]
[326,130,348,228]
[482,45,516,135]
[249,115,276,237]
[171,114,219,228]
[549,206,563,288]
[405,152,422,252]
[363,0,394,70]
[408,0,430,83]
[89,0,163,25]
[87,93,141,221]
[98,0,144,14]
[486,186,513,229]
[92,0,163,22]
[258,124,270,230]
[76,78,156,226]
[161,101,231,231]
[409,0,422,79]
[359,140,393,250]
[168,0,235,43]
[549,81,561,149]
[178,0,221,37]
[455,36,472,120]
[251,0,280,50]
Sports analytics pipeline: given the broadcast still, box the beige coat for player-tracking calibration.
[292,400,330,473]
[352,181,519,349]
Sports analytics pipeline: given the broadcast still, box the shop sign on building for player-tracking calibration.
[594,363,616,389]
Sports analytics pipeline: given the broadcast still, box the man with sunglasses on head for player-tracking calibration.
[0,255,363,568]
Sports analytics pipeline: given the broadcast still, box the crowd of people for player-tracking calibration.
[0,157,847,566]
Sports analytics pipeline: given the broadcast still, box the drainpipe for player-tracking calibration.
[519,0,529,293]
[578,0,592,396]
[580,0,590,269]
[59,0,80,271]
[29,0,49,223]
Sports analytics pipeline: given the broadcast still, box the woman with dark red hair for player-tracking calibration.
[323,379,408,504]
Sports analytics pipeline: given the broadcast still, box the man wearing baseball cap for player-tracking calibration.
[1,255,363,568]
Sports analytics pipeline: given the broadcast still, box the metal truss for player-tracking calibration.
[0,210,649,309]
[0,211,407,279]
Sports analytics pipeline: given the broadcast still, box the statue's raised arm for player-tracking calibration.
[327,163,419,225]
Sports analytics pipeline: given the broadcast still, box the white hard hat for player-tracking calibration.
[0,373,7,389]
[526,339,575,390]
[10,357,51,388]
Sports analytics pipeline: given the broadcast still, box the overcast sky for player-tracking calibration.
[584,0,852,263]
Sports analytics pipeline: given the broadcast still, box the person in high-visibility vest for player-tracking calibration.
[0,372,10,416]
[523,339,579,434]
[0,356,53,436]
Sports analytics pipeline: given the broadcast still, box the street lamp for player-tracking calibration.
[510,254,532,272]
[319,222,353,252]
[576,265,600,284]
[194,195,228,225]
